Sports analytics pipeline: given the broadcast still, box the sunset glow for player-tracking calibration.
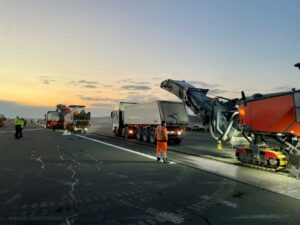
[1,0,300,117]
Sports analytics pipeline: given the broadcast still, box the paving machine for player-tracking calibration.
[56,104,91,132]
[160,64,300,171]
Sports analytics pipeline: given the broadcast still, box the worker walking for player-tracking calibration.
[14,116,24,139]
[155,121,169,164]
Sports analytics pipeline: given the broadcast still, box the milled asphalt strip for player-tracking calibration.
[76,134,175,164]
[179,155,300,200]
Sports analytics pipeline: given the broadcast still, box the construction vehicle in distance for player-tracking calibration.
[56,104,91,133]
[45,111,64,129]
[0,115,6,127]
[160,63,300,172]
[111,101,190,144]
[45,105,91,132]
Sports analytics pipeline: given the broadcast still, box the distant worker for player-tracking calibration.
[51,119,57,131]
[155,121,169,164]
[14,116,24,139]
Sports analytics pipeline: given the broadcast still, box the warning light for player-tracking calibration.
[239,108,245,117]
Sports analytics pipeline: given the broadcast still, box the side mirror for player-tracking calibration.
[295,63,300,71]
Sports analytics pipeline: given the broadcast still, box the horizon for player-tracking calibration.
[1,0,300,118]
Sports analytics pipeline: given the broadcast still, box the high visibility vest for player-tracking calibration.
[155,126,168,141]
[14,118,23,126]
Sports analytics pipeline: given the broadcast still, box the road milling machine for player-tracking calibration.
[56,104,91,133]
[161,63,300,172]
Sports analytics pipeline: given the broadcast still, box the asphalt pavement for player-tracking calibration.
[0,122,300,225]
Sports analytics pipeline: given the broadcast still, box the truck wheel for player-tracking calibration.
[136,128,142,140]
[149,128,156,144]
[124,128,129,140]
[114,127,122,136]
[142,128,149,142]
[113,127,118,136]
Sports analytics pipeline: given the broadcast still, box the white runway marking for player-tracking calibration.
[76,135,175,164]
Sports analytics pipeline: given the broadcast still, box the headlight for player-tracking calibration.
[177,131,182,135]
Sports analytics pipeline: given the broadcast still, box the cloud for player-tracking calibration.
[66,80,100,88]
[208,89,228,95]
[119,79,133,83]
[42,80,51,84]
[187,80,218,88]
[83,85,98,89]
[117,79,150,85]
[121,85,151,90]
[78,80,99,85]
[40,76,56,85]
[80,96,115,101]
[103,84,113,88]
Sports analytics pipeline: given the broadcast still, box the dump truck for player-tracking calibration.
[111,101,190,144]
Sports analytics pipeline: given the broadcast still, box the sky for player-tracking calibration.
[0,0,300,118]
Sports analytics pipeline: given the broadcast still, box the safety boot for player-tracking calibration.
[157,157,160,162]
[163,158,168,164]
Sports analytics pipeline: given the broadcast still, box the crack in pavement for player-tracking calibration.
[86,153,102,171]
[59,150,80,225]
[31,151,46,169]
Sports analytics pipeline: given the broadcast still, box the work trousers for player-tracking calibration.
[15,125,22,139]
[156,141,168,158]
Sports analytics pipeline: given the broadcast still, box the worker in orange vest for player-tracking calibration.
[155,121,169,164]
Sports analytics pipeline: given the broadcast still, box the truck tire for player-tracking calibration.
[114,127,122,136]
[142,128,149,142]
[136,128,142,140]
[149,128,156,144]
[113,127,119,136]
[124,127,129,140]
